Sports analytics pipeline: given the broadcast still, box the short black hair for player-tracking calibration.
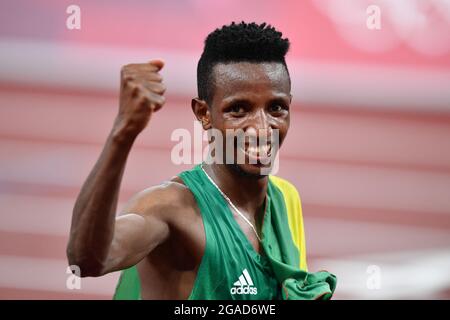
[197,21,290,104]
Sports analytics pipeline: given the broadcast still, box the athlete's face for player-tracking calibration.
[194,61,291,177]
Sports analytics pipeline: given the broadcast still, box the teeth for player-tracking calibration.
[247,146,257,153]
[261,145,269,153]
[246,144,271,155]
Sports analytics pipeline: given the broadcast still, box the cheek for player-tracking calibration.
[208,109,225,129]
[214,114,246,131]
[208,106,237,130]
[276,118,290,146]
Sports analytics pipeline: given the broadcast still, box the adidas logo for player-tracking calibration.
[230,268,258,295]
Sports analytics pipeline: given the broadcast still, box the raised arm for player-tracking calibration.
[67,60,168,277]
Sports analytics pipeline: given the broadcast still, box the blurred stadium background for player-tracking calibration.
[0,0,449,299]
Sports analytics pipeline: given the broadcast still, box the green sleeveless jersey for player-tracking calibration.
[113,165,336,300]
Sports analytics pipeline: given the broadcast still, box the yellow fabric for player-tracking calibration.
[269,176,308,271]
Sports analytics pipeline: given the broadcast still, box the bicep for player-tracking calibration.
[99,181,189,275]
[101,212,169,274]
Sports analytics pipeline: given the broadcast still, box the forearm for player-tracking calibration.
[67,119,136,276]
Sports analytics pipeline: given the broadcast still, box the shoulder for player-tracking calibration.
[269,175,301,202]
[119,176,198,221]
[269,175,304,221]
[270,175,308,270]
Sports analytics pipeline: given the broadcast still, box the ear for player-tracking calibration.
[191,98,212,130]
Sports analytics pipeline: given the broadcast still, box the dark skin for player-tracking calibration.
[67,60,291,299]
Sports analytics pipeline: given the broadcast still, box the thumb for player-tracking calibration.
[148,59,165,71]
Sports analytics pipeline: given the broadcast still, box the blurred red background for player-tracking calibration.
[0,0,449,299]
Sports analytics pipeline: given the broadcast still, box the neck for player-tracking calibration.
[203,163,268,218]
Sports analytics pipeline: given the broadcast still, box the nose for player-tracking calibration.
[246,109,273,140]
[253,109,269,130]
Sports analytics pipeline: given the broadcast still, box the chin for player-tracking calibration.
[228,162,272,179]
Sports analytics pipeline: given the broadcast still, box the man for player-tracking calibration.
[67,22,336,300]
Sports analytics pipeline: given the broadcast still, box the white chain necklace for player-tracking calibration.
[200,163,262,242]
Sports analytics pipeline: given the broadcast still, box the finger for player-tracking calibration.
[137,72,163,82]
[138,91,165,110]
[148,92,166,111]
[123,73,163,88]
[152,100,165,112]
[129,83,140,98]
[137,94,151,109]
[146,73,163,82]
[143,82,166,95]
[148,59,164,71]
[123,63,162,74]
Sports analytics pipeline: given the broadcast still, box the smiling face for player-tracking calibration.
[193,61,291,177]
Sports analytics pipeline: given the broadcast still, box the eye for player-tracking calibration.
[269,103,288,114]
[270,105,282,112]
[227,103,247,115]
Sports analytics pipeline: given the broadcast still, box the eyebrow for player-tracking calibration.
[222,93,290,105]
[223,98,251,107]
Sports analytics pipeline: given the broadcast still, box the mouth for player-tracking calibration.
[238,142,273,165]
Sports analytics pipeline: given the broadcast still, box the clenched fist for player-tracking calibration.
[114,59,166,140]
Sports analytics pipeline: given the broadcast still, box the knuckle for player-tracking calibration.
[121,64,132,73]
[153,73,163,81]
[138,95,150,106]
[129,84,141,97]
[152,83,166,94]
[150,92,164,104]
[122,75,134,85]
[158,95,166,104]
